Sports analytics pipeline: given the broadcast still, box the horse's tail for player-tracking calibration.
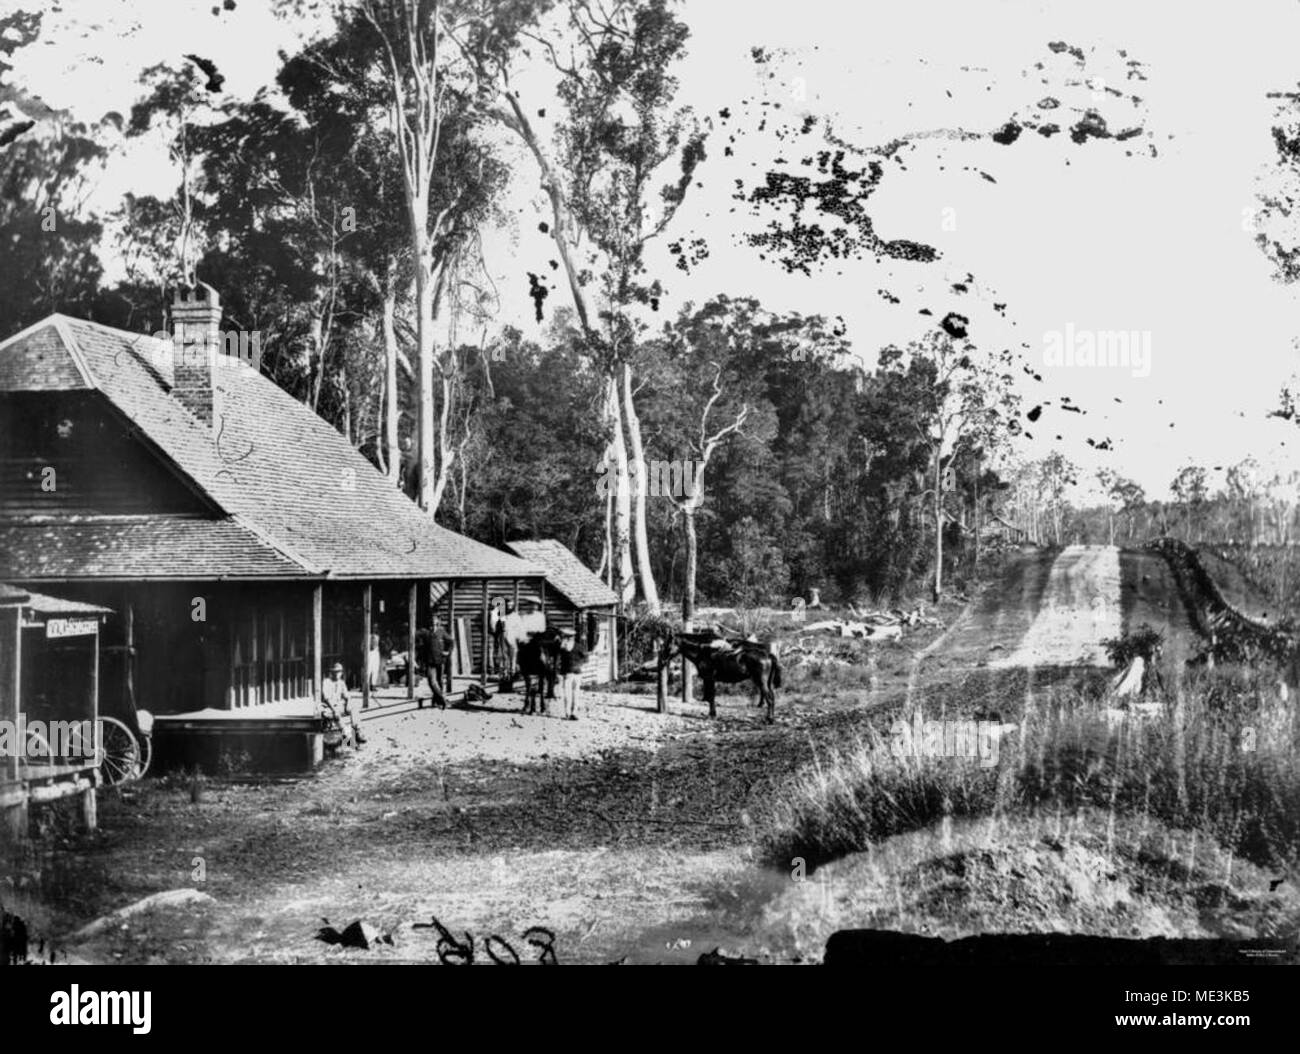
[768,647,782,691]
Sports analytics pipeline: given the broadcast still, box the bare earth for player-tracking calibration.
[991,545,1122,668]
[7,547,1291,964]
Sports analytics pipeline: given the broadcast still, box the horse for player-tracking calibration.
[663,632,783,724]
[516,627,562,715]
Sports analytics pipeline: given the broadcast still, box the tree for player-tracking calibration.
[1225,457,1264,544]
[1171,463,1209,543]
[126,61,224,289]
[457,0,705,611]
[1038,453,1078,546]
[1108,474,1146,544]
[335,0,521,511]
[879,329,1019,600]
[0,9,107,336]
[658,299,771,626]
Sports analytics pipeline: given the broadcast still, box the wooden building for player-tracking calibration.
[0,583,111,839]
[0,285,544,773]
[505,540,619,683]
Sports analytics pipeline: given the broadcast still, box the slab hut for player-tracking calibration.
[504,540,619,683]
[0,286,543,773]
[0,583,111,839]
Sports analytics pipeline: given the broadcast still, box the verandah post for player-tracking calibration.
[480,580,489,687]
[362,583,372,710]
[407,581,417,700]
[311,584,323,705]
[608,613,618,683]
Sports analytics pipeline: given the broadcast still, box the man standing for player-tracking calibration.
[557,627,587,720]
[501,600,525,678]
[428,615,453,708]
[321,662,363,748]
[366,633,383,696]
[489,598,506,675]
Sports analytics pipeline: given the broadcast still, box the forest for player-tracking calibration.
[2,0,1298,615]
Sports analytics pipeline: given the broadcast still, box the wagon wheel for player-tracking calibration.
[96,716,143,786]
[135,727,153,779]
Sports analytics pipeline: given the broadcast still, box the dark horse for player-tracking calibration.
[516,628,562,715]
[664,632,783,723]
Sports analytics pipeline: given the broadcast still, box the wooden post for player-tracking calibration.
[608,613,618,683]
[447,581,456,678]
[656,644,668,714]
[81,784,97,832]
[539,578,547,620]
[0,606,23,840]
[311,584,323,704]
[513,579,520,609]
[91,620,100,730]
[362,583,372,710]
[228,592,239,709]
[122,592,135,712]
[681,617,694,706]
[407,581,417,700]
[480,579,489,687]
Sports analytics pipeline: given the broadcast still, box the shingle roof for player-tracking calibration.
[0,316,541,582]
[0,582,111,614]
[0,519,305,580]
[504,539,617,609]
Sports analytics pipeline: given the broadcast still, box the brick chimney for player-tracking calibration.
[170,283,222,426]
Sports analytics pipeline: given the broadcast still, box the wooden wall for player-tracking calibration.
[430,577,614,683]
[432,577,539,675]
[0,392,211,519]
[0,606,19,794]
[55,581,317,718]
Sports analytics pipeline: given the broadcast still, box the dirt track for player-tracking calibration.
[3,545,1255,964]
[923,544,1199,673]
[991,545,1121,667]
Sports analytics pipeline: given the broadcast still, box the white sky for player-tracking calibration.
[7,0,1300,499]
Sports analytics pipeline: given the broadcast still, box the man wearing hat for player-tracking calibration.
[556,627,587,721]
[321,662,364,748]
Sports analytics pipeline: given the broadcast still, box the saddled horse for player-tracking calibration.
[516,627,562,715]
[663,632,783,723]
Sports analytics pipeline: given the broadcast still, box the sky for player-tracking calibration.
[6,0,1300,500]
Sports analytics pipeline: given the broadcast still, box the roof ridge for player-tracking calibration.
[229,513,322,576]
[0,314,66,352]
[0,315,97,390]
[65,315,176,389]
[51,316,99,389]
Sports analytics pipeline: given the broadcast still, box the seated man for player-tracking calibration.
[321,661,363,748]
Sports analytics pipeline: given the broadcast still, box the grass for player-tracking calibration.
[761,663,1300,873]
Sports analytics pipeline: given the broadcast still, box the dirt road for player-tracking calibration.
[991,545,1122,668]
[924,544,1198,671]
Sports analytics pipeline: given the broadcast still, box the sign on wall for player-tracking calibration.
[46,618,97,639]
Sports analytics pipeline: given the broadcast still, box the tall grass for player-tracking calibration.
[761,664,1300,872]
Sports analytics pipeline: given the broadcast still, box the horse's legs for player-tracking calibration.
[704,672,716,719]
